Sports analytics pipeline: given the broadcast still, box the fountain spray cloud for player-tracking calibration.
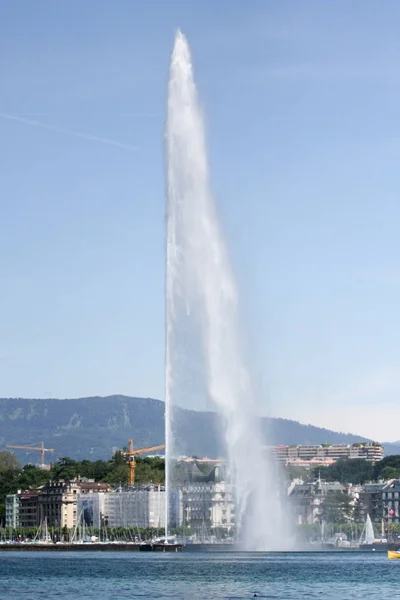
[165,30,288,549]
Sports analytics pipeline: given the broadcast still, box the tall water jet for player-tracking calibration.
[165,30,289,550]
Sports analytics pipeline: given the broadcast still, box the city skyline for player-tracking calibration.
[2,2,400,441]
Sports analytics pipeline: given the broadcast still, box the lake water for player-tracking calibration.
[0,551,398,599]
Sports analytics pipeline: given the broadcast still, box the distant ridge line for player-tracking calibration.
[0,395,399,461]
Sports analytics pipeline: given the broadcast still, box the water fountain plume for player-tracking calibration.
[165,30,290,550]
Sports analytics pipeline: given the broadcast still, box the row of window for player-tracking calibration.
[383,492,400,499]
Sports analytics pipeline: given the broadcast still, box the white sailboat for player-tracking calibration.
[33,518,52,545]
[359,514,375,546]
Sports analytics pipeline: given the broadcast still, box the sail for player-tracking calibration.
[365,514,375,545]
[359,514,375,545]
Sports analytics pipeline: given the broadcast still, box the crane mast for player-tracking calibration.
[121,438,165,486]
[6,441,55,469]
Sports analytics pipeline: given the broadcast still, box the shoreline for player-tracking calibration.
[0,542,397,553]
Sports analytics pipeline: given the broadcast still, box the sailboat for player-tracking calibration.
[359,514,375,547]
[33,519,52,545]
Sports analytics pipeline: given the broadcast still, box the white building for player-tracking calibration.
[5,494,20,529]
[180,482,234,534]
[78,486,165,529]
[79,492,106,529]
[271,443,383,465]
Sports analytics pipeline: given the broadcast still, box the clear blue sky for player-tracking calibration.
[1,1,400,441]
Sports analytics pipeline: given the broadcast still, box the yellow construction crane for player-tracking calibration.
[121,438,165,486]
[7,441,55,469]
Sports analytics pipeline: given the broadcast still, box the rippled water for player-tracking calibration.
[0,551,398,599]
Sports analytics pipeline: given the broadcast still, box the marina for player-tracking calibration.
[0,539,399,553]
[0,542,183,552]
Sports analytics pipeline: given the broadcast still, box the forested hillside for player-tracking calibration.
[0,395,398,462]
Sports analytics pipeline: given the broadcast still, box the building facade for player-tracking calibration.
[37,479,111,529]
[382,480,400,524]
[79,486,165,529]
[38,480,81,529]
[5,478,111,531]
[288,479,345,525]
[19,490,40,529]
[5,494,20,529]
[179,482,234,534]
[272,443,383,466]
[357,482,386,524]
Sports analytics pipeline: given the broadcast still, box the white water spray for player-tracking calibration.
[165,30,289,550]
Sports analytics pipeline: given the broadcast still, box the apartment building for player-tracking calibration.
[5,494,20,529]
[78,485,165,529]
[357,482,386,523]
[19,490,40,529]
[382,480,400,524]
[38,479,111,528]
[5,478,111,530]
[271,443,383,466]
[180,481,234,533]
[38,480,81,529]
[288,479,345,525]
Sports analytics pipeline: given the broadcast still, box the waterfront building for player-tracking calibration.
[284,457,336,469]
[38,480,81,529]
[78,485,165,529]
[357,482,386,524]
[382,480,400,524]
[180,481,234,535]
[270,443,383,466]
[79,480,112,495]
[19,489,40,529]
[167,459,234,535]
[5,479,111,530]
[78,492,106,529]
[105,486,165,529]
[5,493,20,529]
[38,478,111,529]
[288,479,345,525]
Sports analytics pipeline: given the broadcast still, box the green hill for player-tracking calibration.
[0,395,397,463]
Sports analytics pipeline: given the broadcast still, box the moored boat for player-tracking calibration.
[388,550,400,560]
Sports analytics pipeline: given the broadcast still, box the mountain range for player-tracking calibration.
[0,395,398,464]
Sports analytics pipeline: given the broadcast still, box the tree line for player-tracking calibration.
[285,455,400,484]
[314,455,400,484]
[2,449,400,524]
[0,450,164,522]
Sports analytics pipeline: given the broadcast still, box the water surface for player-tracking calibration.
[0,551,397,599]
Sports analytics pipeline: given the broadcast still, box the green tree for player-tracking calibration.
[321,490,353,524]
[135,457,165,485]
[0,452,166,522]
[0,467,20,520]
[285,465,310,481]
[16,464,50,490]
[374,456,400,480]
[62,525,70,542]
[107,464,129,486]
[0,451,20,470]
[51,457,79,481]
[316,459,374,484]
[110,451,126,467]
